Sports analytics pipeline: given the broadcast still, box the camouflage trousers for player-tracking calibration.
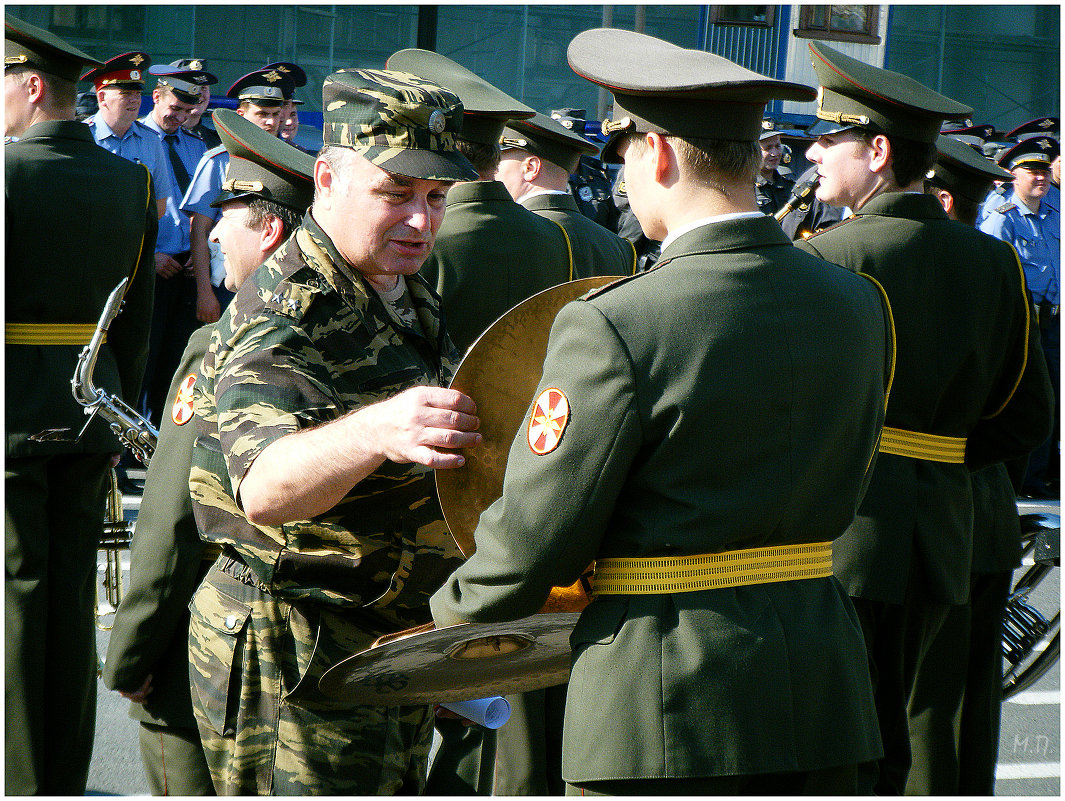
[188,556,434,795]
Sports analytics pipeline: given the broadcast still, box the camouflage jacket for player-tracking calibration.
[190,214,464,627]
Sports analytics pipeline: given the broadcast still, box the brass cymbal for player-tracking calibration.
[437,277,620,556]
[317,612,581,704]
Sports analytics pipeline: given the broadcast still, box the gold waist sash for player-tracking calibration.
[878,426,966,464]
[6,323,103,345]
[591,542,833,595]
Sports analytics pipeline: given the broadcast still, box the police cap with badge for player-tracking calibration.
[387,49,535,146]
[567,28,816,163]
[805,41,971,143]
[320,67,477,182]
[500,111,598,174]
[997,136,1059,172]
[209,107,315,212]
[80,51,151,91]
[263,61,306,105]
[1006,117,1059,142]
[930,134,1013,204]
[5,13,100,82]
[226,66,294,108]
[148,59,218,104]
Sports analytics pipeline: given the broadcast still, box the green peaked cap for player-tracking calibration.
[387,48,534,146]
[808,41,971,144]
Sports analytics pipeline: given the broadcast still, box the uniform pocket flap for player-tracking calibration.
[191,581,252,638]
[569,598,628,647]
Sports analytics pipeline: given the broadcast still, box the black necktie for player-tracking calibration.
[164,133,191,195]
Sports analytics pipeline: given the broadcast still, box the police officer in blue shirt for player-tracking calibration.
[83,52,169,221]
[136,63,220,428]
[980,135,1060,497]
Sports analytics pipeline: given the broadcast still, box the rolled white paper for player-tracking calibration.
[441,696,512,729]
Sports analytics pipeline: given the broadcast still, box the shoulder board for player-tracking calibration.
[260,278,321,321]
[800,213,861,240]
[205,143,227,159]
[581,270,648,301]
[995,202,1017,214]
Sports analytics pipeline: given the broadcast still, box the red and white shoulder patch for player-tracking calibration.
[527,388,569,455]
[171,373,197,426]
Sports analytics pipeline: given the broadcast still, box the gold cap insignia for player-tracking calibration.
[130,54,145,67]
[263,70,282,83]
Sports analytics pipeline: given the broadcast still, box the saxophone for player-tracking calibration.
[70,277,158,464]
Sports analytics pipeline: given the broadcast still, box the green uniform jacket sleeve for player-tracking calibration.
[432,300,641,626]
[102,325,211,702]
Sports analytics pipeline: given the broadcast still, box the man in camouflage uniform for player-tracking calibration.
[187,69,481,795]
[102,108,314,796]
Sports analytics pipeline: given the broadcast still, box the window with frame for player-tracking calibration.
[50,6,146,43]
[794,5,881,44]
[710,6,775,27]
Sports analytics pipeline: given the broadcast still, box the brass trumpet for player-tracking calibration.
[774,173,821,223]
[96,466,133,632]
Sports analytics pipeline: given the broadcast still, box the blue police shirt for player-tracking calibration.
[180,146,230,286]
[979,188,1061,306]
[139,115,207,256]
[86,115,171,205]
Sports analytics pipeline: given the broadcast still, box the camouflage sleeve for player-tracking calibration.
[214,312,342,504]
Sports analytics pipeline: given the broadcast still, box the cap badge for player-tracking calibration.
[171,373,197,426]
[263,70,282,83]
[1038,138,1052,149]
[130,70,141,81]
[428,109,446,134]
[1039,119,1054,128]
[189,60,203,70]
[528,388,569,456]
[130,54,145,67]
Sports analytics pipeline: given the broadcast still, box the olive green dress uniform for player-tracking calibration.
[102,325,215,796]
[520,192,635,279]
[433,29,892,795]
[4,16,157,795]
[904,134,1036,796]
[432,213,891,790]
[794,42,1055,795]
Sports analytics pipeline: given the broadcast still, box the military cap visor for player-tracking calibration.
[321,68,477,183]
[808,41,971,144]
[209,108,315,212]
[148,64,218,103]
[567,29,816,163]
[80,51,150,89]
[387,49,535,146]
[930,134,1012,204]
[5,13,100,82]
[501,112,597,173]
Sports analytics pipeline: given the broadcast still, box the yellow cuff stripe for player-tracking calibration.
[591,542,833,595]
[6,323,103,345]
[878,426,966,463]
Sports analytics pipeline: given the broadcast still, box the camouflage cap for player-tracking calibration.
[501,111,598,173]
[210,108,315,212]
[387,49,535,146]
[5,13,100,82]
[321,68,477,183]
[930,134,1012,204]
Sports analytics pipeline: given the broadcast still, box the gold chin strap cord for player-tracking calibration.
[591,542,833,595]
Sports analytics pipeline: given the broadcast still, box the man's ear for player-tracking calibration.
[313,158,333,204]
[523,155,542,182]
[868,133,893,175]
[935,188,954,215]
[261,213,287,252]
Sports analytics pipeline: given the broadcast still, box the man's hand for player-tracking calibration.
[154,252,182,279]
[118,674,153,704]
[196,286,221,323]
[360,386,482,470]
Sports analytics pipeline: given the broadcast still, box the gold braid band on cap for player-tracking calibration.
[600,116,635,135]
[6,323,103,345]
[591,542,833,595]
[878,426,966,463]
[815,109,871,127]
[222,179,266,192]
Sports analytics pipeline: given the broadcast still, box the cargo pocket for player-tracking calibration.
[188,579,252,737]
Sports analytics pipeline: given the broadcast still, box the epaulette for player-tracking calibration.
[204,143,227,159]
[995,202,1017,214]
[582,270,650,301]
[260,278,320,321]
[800,213,860,240]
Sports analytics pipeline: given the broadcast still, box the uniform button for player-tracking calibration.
[225,614,238,630]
